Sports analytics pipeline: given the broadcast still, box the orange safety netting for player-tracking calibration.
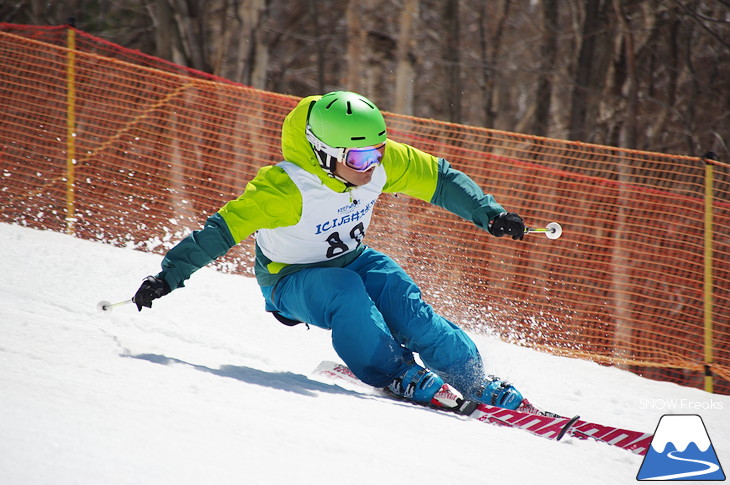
[2,24,729,394]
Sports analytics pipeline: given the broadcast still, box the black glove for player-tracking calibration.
[489,212,525,240]
[133,276,171,311]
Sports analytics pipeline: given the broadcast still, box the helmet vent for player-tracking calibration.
[346,101,353,115]
[325,99,337,109]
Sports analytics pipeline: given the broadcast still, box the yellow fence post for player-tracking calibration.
[703,151,717,393]
[65,25,77,235]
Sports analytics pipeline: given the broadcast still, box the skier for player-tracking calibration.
[133,91,529,411]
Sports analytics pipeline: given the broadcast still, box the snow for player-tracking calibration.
[1,222,728,485]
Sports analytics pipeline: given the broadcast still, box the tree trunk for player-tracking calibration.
[443,0,461,123]
[239,0,269,89]
[533,0,558,136]
[569,0,601,141]
[152,0,174,61]
[167,0,208,71]
[309,0,326,93]
[612,0,638,149]
[346,0,366,93]
[394,0,418,115]
[479,1,509,128]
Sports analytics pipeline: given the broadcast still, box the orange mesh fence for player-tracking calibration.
[2,25,729,394]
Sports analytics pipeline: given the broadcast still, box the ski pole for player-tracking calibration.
[524,221,563,240]
[97,299,133,312]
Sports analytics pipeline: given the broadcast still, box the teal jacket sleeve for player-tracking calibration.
[157,212,236,291]
[430,158,505,231]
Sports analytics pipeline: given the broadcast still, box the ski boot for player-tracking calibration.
[386,364,465,410]
[468,375,524,410]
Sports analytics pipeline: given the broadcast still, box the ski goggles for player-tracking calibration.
[306,125,386,172]
[341,143,386,172]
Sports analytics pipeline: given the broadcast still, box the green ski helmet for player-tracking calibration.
[306,91,387,173]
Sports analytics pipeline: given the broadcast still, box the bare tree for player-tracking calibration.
[308,0,326,93]
[569,0,614,142]
[148,0,182,64]
[5,0,728,159]
[170,0,208,71]
[239,0,270,89]
[532,0,558,136]
[394,0,419,115]
[477,0,510,129]
[346,0,366,93]
[443,0,461,123]
[611,0,639,149]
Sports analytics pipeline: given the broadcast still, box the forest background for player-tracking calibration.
[3,0,729,161]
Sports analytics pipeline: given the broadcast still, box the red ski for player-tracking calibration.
[313,360,652,455]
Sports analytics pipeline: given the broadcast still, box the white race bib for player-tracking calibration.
[256,162,386,264]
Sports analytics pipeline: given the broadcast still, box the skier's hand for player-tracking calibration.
[133,276,170,311]
[489,212,525,240]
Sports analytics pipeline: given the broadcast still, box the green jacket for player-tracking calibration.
[157,95,505,291]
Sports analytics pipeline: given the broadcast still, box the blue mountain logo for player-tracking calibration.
[637,414,725,481]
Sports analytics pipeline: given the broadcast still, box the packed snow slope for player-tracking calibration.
[1,222,728,485]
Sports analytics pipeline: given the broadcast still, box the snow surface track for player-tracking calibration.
[1,223,727,484]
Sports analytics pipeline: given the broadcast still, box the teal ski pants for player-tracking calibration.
[261,247,485,393]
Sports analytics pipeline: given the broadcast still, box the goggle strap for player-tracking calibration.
[311,146,338,173]
[306,125,345,162]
